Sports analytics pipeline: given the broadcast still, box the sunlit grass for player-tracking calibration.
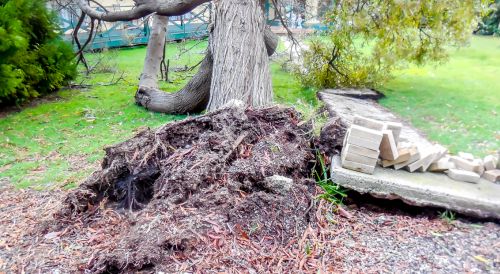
[379,36,500,156]
[0,39,315,188]
[1,35,498,189]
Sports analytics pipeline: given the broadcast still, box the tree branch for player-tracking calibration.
[77,0,210,22]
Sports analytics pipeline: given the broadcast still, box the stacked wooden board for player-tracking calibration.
[341,115,500,184]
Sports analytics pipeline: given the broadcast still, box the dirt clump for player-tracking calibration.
[317,116,348,156]
[56,106,319,272]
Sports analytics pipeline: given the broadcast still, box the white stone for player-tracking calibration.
[264,175,293,194]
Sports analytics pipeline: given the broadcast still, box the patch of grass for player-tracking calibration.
[439,210,457,224]
[379,36,500,156]
[0,40,317,189]
[313,151,348,205]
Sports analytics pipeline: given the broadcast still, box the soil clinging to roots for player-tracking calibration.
[56,106,319,272]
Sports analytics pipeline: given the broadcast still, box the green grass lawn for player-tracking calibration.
[379,36,500,156]
[1,36,498,189]
[0,40,315,189]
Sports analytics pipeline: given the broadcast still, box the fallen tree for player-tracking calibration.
[57,106,323,272]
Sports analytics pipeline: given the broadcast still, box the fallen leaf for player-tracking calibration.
[473,255,490,264]
[44,231,61,240]
[337,205,353,219]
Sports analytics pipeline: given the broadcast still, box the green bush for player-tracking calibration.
[0,0,76,105]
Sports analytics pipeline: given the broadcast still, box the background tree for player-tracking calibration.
[0,0,76,105]
[77,0,279,114]
[296,0,491,89]
[476,0,500,35]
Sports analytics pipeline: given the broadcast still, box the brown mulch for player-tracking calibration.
[1,186,498,273]
[1,106,498,273]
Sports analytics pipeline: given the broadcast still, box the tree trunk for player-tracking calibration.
[139,15,169,89]
[135,2,278,114]
[135,53,212,113]
[207,0,273,111]
[135,29,278,114]
[135,14,211,114]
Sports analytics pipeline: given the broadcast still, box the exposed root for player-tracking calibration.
[56,106,319,272]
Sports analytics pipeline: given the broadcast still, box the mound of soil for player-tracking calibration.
[56,106,319,272]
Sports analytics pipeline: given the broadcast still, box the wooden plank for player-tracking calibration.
[353,115,385,131]
[406,150,436,173]
[379,130,399,161]
[341,159,376,174]
[349,125,384,144]
[447,169,480,184]
[345,129,382,151]
[384,121,403,143]
[450,156,483,174]
[429,157,454,172]
[431,144,448,164]
[344,144,380,159]
[483,169,500,183]
[381,148,412,168]
[394,147,420,170]
[484,155,497,171]
[343,151,379,167]
[458,152,475,161]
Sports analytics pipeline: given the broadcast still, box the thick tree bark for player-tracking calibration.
[135,53,213,113]
[78,0,279,114]
[139,15,169,89]
[135,13,211,114]
[135,27,278,114]
[207,0,273,111]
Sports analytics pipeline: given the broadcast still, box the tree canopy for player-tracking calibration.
[296,0,491,89]
[0,0,76,105]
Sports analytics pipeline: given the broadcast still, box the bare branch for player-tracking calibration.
[77,0,210,22]
[270,0,302,59]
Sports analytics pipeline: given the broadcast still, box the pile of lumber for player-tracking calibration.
[341,115,500,184]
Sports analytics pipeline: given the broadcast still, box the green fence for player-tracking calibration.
[58,3,211,51]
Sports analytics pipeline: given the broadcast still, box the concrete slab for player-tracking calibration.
[331,156,500,219]
[319,91,500,219]
[321,88,384,100]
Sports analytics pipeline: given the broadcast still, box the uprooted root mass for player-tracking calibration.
[56,106,319,272]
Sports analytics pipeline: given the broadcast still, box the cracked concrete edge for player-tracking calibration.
[331,156,500,220]
[320,88,385,100]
